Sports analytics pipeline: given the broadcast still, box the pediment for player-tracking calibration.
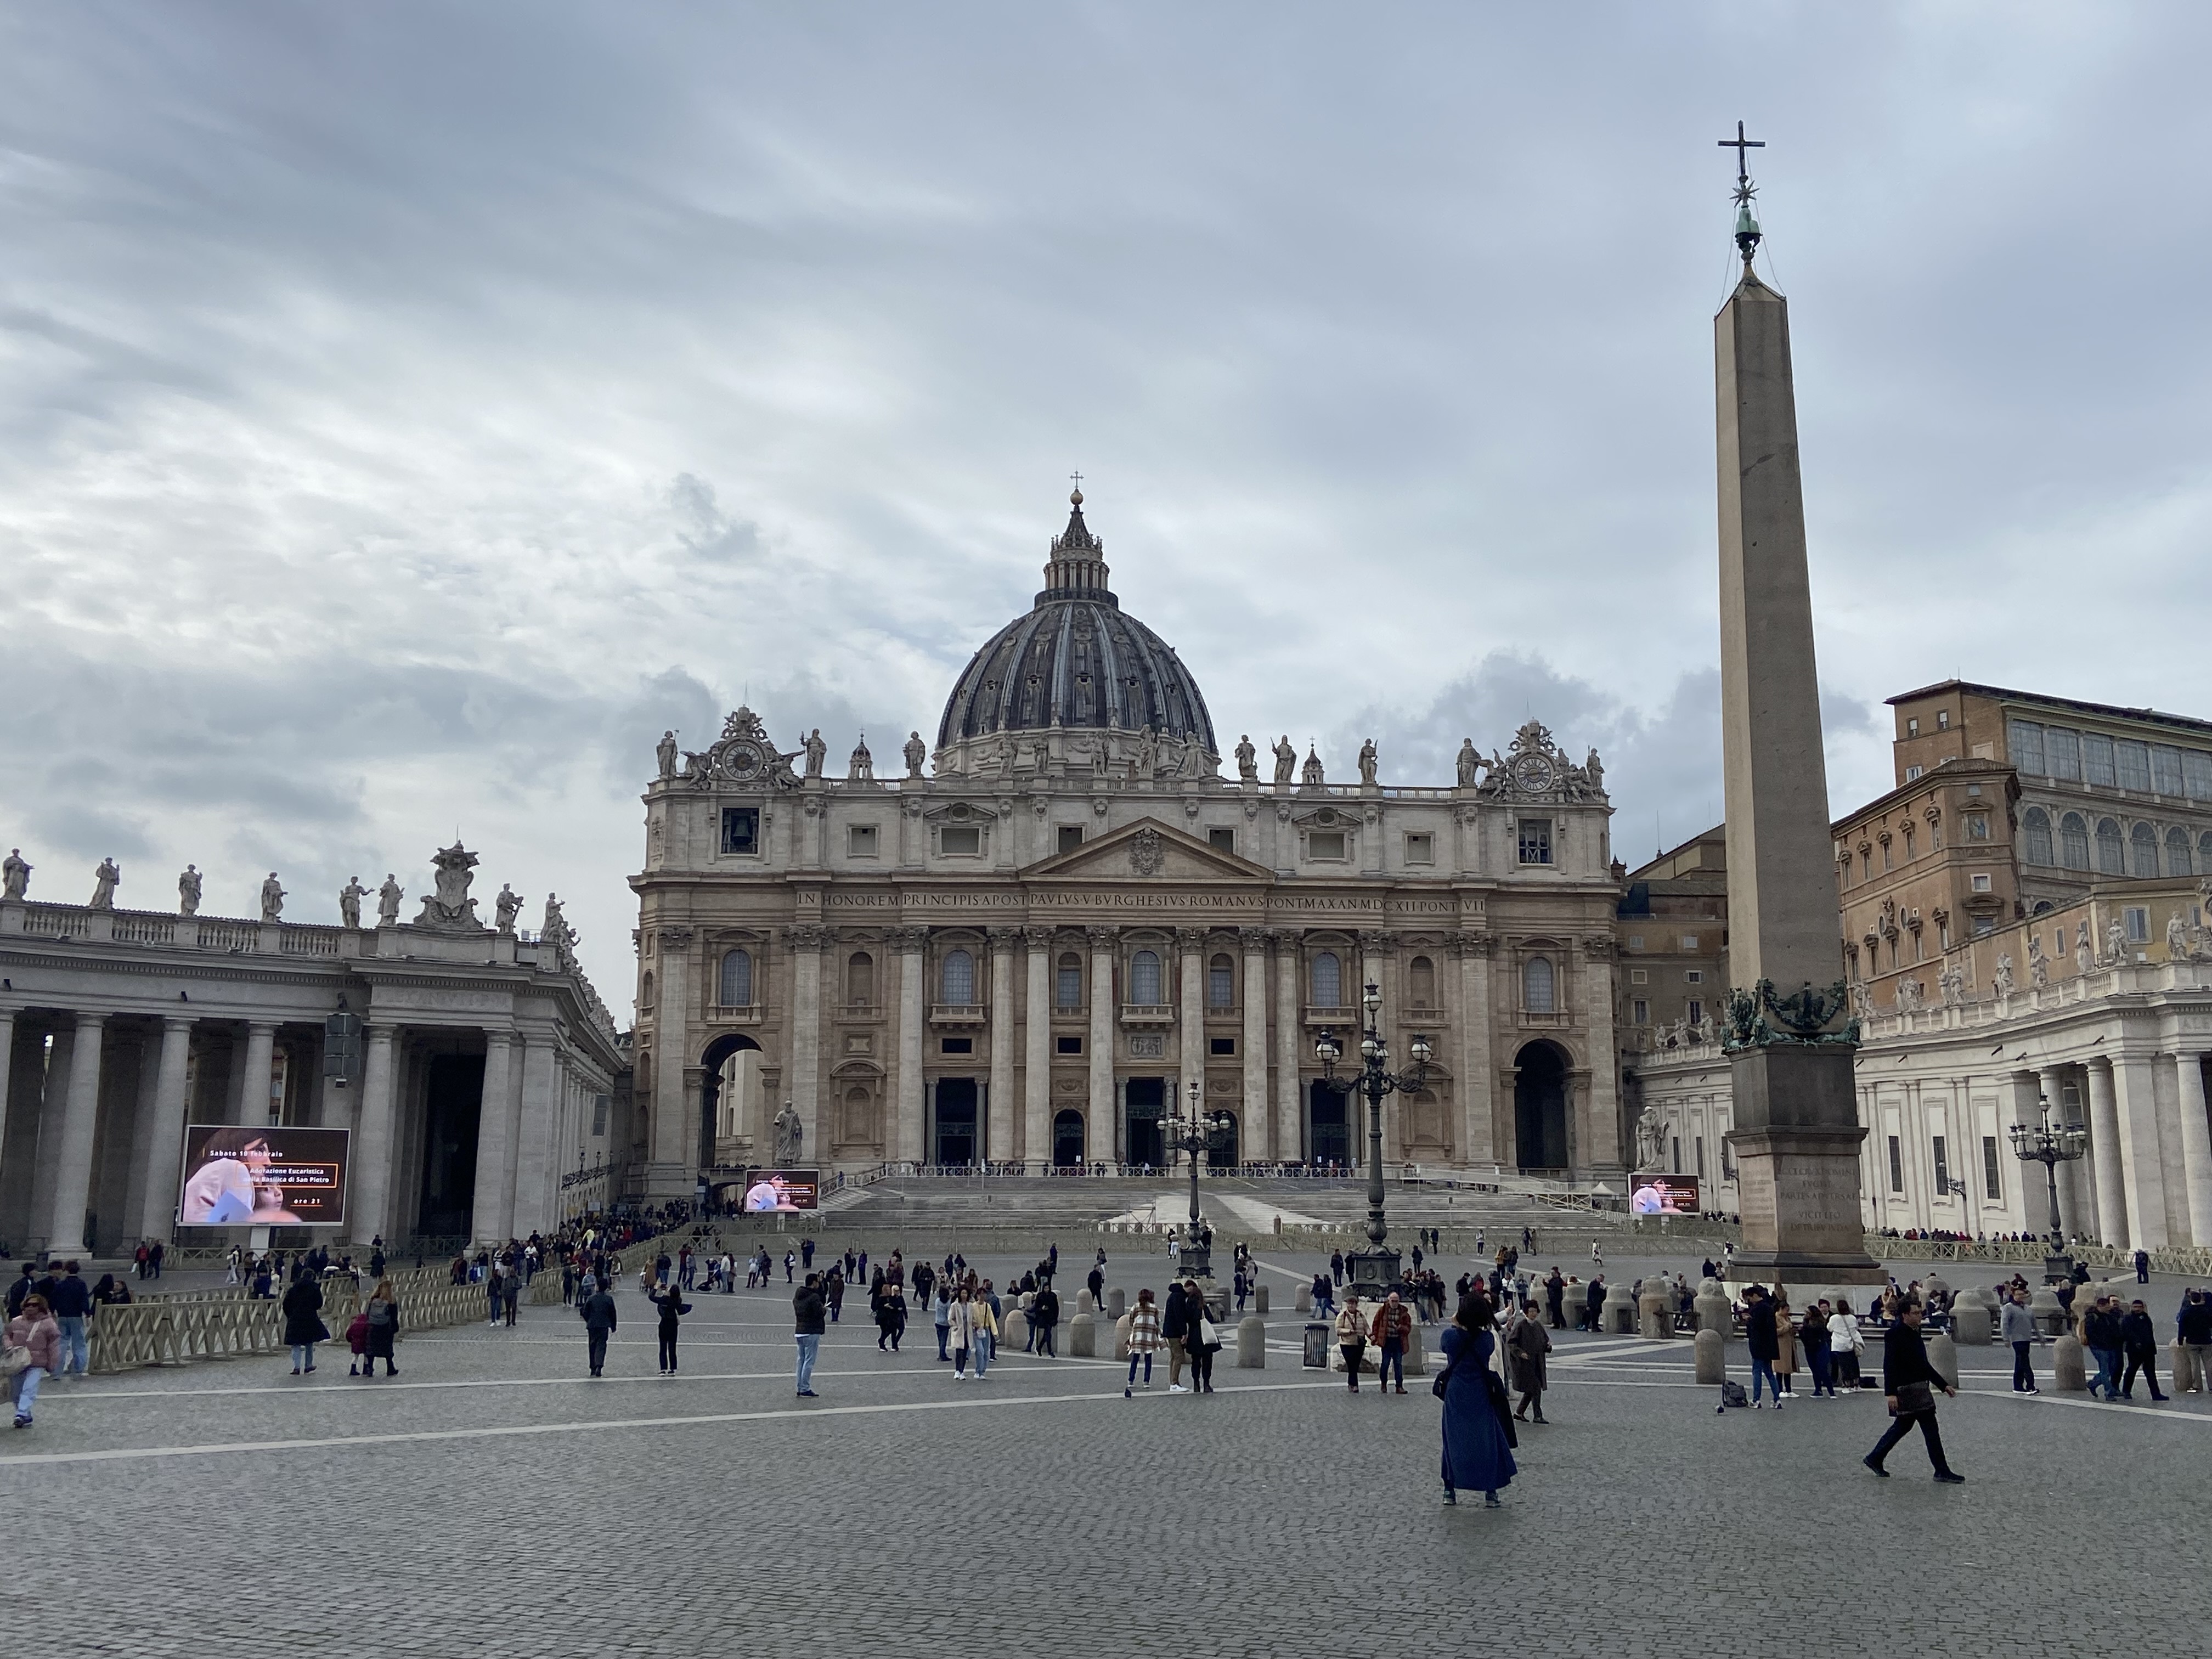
[1023,817,1271,882]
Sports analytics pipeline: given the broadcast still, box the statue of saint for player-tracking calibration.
[2106,918,2129,964]
[904,731,928,778]
[89,857,120,910]
[1584,748,1605,793]
[494,883,522,933]
[849,735,874,781]
[772,1101,804,1165]
[1635,1105,1666,1170]
[1235,734,1257,783]
[2075,922,2094,976]
[1301,746,1325,788]
[803,728,827,779]
[260,872,286,923]
[1455,740,1481,787]
[1179,742,1211,780]
[1,848,27,900]
[656,729,679,781]
[377,874,404,927]
[541,893,569,946]
[1132,725,1158,780]
[2169,911,2192,962]
[1357,738,1379,787]
[338,877,367,930]
[1272,735,1296,788]
[178,864,202,915]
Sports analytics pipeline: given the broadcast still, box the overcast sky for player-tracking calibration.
[2,4,2205,1008]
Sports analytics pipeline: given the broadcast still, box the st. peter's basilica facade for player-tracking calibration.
[628,494,1628,1197]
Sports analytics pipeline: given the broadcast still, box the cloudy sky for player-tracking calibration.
[2,4,2205,1008]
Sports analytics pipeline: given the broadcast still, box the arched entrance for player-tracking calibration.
[1052,1109,1085,1168]
[698,1034,763,1174]
[1514,1041,1569,1172]
[1308,1080,1350,1169]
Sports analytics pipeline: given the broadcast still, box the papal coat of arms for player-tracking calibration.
[1128,827,1164,875]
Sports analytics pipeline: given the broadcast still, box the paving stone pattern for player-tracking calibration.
[5,1244,2210,1659]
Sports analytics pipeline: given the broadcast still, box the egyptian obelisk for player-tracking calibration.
[1712,129,1882,1290]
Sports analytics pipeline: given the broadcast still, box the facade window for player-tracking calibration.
[1685,969,1704,984]
[1627,935,1644,951]
[2007,719,2046,775]
[2047,727,2082,782]
[2130,822,2159,877]
[1517,820,1553,865]
[1982,1136,2002,1201]
[1632,998,1650,1024]
[2116,740,2152,793]
[1057,825,1084,855]
[2186,751,2212,802]
[1932,1135,1951,1195]
[1311,952,1342,1008]
[1970,873,1993,893]
[1965,814,1989,841]
[719,950,752,1008]
[1906,718,1920,737]
[1681,934,1700,951]
[848,823,878,857]
[2061,812,2091,871]
[846,951,874,1007]
[1887,1135,1904,1194]
[1694,1135,1706,1177]
[2023,808,2054,866]
[940,1036,973,1056]
[1404,832,1435,865]
[1207,954,1235,1009]
[721,807,760,855]
[940,825,983,856]
[1523,956,1555,1014]
[592,1094,610,1137]
[1056,953,1082,1010]
[1903,827,1915,860]
[1937,710,1950,730]
[1307,830,1347,861]
[2202,831,2212,870]
[640,969,655,1011]
[2096,819,2125,875]
[1686,999,1704,1025]
[2168,826,2193,875]
[1904,764,1923,782]
[1130,949,1163,1005]
[1207,826,1236,854]
[1972,916,1995,938]
[1628,968,1649,984]
[1408,955,1436,1008]
[1056,1035,1084,1055]
[1930,817,1943,850]
[2083,732,2117,788]
[2124,906,2149,944]
[1209,1036,1237,1056]
[2153,746,2186,795]
[940,949,975,1003]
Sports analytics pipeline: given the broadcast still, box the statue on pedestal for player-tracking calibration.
[1235,735,1257,783]
[1357,738,1379,787]
[1,848,27,900]
[413,843,485,930]
[656,730,679,781]
[772,1101,803,1165]
[89,858,119,909]
[1634,1104,1667,1170]
[904,732,928,778]
[377,874,403,926]
[494,883,522,933]
[339,877,366,929]
[2106,918,2129,964]
[2075,921,2094,976]
[1455,740,1483,787]
[178,865,202,915]
[260,872,286,923]
[803,729,827,779]
[2169,912,2191,962]
[1993,953,2015,996]
[1271,736,1296,787]
[1132,725,1158,780]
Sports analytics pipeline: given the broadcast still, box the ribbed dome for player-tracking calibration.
[936,493,1217,755]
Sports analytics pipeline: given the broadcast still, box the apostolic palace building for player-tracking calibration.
[629,492,1630,1198]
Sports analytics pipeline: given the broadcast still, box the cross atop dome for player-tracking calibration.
[1047,480,1108,586]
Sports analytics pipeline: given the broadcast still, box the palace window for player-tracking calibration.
[1130,950,1163,1005]
[2023,808,2054,866]
[2047,728,2083,782]
[1982,1136,2002,1201]
[941,949,975,1003]
[1056,1035,1084,1055]
[1686,999,1704,1025]
[1408,956,1436,1009]
[848,823,878,857]
[2116,740,2152,793]
[1632,998,1649,1024]
[1971,873,1993,893]
[2124,906,2150,944]
[721,807,759,855]
[1517,820,1553,865]
[1056,953,1083,1009]
[1685,969,1703,984]
[1404,832,1435,866]
[1628,968,1648,984]
[846,951,874,1006]
[1209,1037,1236,1056]
[719,950,752,1008]
[2131,822,2159,877]
[1207,826,1237,854]
[2186,752,2212,802]
[1207,954,1235,1009]
[1058,826,1084,855]
[2007,719,2046,775]
[1937,710,1950,730]
[1523,956,1556,1014]
[939,824,983,856]
[1307,830,1347,861]
[2060,812,2091,871]
[2168,826,2193,876]
[2083,732,2117,788]
[940,1037,973,1056]
[640,970,655,1011]
[2096,819,2125,875]
[1311,951,1342,1008]
[1932,1136,1951,1196]
[1887,1136,1904,1194]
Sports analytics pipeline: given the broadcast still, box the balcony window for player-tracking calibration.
[940,825,983,856]
[1130,950,1163,1005]
[2023,808,2053,866]
[848,823,878,857]
[1311,951,1342,1008]
[1056,953,1082,1010]
[1404,832,1435,865]
[2131,822,2158,877]
[719,949,753,1007]
[1307,830,1347,861]
[1523,956,1555,1014]
[1207,954,1234,1009]
[845,951,874,1006]
[2061,812,2090,871]
[941,949,975,1003]
[2096,819,2124,876]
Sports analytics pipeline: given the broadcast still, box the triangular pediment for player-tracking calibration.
[1023,816,1271,882]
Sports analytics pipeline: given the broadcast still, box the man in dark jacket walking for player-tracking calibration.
[1031,1284,1060,1358]
[579,1283,618,1377]
[1863,1301,1963,1482]
[2119,1300,2169,1401]
[793,1273,826,1397]
[2084,1296,2125,1400]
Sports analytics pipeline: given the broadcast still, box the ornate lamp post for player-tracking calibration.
[1316,980,1433,1299]
[1163,1081,1234,1282]
[2008,1093,2089,1284]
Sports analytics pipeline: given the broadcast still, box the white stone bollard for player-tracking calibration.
[1253,1284,1270,1316]
[1927,1331,1959,1389]
[1949,1286,1991,1346]
[1695,1327,1725,1384]
[1237,1316,1265,1368]
[1113,1313,1132,1361]
[1068,1310,1097,1357]
[2053,1332,2087,1391]
[1695,1280,1732,1335]
[1107,1287,1126,1319]
[1296,1285,1313,1314]
[1076,1289,1094,1315]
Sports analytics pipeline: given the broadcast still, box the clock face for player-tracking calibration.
[1512,752,1555,792]
[724,741,763,780]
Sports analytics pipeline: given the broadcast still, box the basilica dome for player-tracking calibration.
[935,492,1217,762]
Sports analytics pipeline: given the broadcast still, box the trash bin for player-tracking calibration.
[1302,1322,1330,1369]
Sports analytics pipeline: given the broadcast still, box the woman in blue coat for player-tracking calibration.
[1438,1296,1517,1507]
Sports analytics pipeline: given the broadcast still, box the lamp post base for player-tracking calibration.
[1343,1246,1402,1300]
[2043,1251,2076,1285]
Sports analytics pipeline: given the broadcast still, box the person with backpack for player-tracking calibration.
[1742,1285,1783,1409]
[362,1279,402,1377]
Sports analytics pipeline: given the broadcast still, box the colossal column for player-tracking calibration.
[1711,160,1881,1290]
[351,1025,399,1245]
[1022,928,1052,1170]
[1176,929,1205,1152]
[893,928,927,1165]
[788,926,825,1156]
[2109,1052,2168,1251]
[1086,927,1115,1165]
[2172,1051,2212,1248]
[470,1031,518,1247]
[510,1034,560,1235]
[1581,935,1623,1178]
[1272,932,1301,1163]
[240,1021,280,1125]
[1452,932,1494,1166]
[0,1012,14,1230]
[650,927,695,1195]
[44,1012,106,1258]
[2085,1058,2128,1248]
[987,929,1017,1166]
[1240,929,1268,1161]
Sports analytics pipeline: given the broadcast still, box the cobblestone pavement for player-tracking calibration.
[7,1246,2210,1659]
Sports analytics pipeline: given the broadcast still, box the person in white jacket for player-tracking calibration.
[1829,1297,1866,1389]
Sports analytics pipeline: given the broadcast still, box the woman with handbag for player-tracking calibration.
[1438,1295,1516,1507]
[5,1292,60,1429]
[1830,1297,1865,1389]
[1188,1283,1219,1394]
[281,1267,328,1376]
[364,1278,402,1378]
[1335,1293,1369,1391]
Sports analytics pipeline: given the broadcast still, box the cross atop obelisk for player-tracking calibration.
[1718,120,1766,267]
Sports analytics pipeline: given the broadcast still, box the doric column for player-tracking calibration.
[894,928,927,1165]
[1087,926,1116,1166]
[470,1031,518,1247]
[1022,928,1051,1171]
[240,1020,279,1125]
[1580,934,1623,1177]
[787,925,826,1155]
[1453,932,1495,1166]
[2110,1052,2169,1251]
[2172,1052,2212,1249]
[1240,929,1268,1161]
[2001,1071,2040,1235]
[510,1034,560,1237]
[1176,928,1205,1152]
[2085,1058,2128,1248]
[44,1012,106,1257]
[650,927,695,1192]
[988,929,1018,1165]
[1272,931,1301,1162]
[121,1028,164,1238]
[0,1012,14,1232]
[350,1024,399,1245]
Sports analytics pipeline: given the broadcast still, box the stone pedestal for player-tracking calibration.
[2028,1285,2066,1338]
[1113,1313,1132,1361]
[1927,1331,1958,1389]
[1695,1327,1725,1384]
[1638,1279,1675,1339]
[2169,1339,2196,1393]
[1236,1316,1265,1368]
[1076,1289,1094,1314]
[1404,1319,1427,1376]
[1601,1282,1638,1334]
[1003,1309,1029,1348]
[1949,1286,1991,1346]
[1724,1050,1883,1290]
